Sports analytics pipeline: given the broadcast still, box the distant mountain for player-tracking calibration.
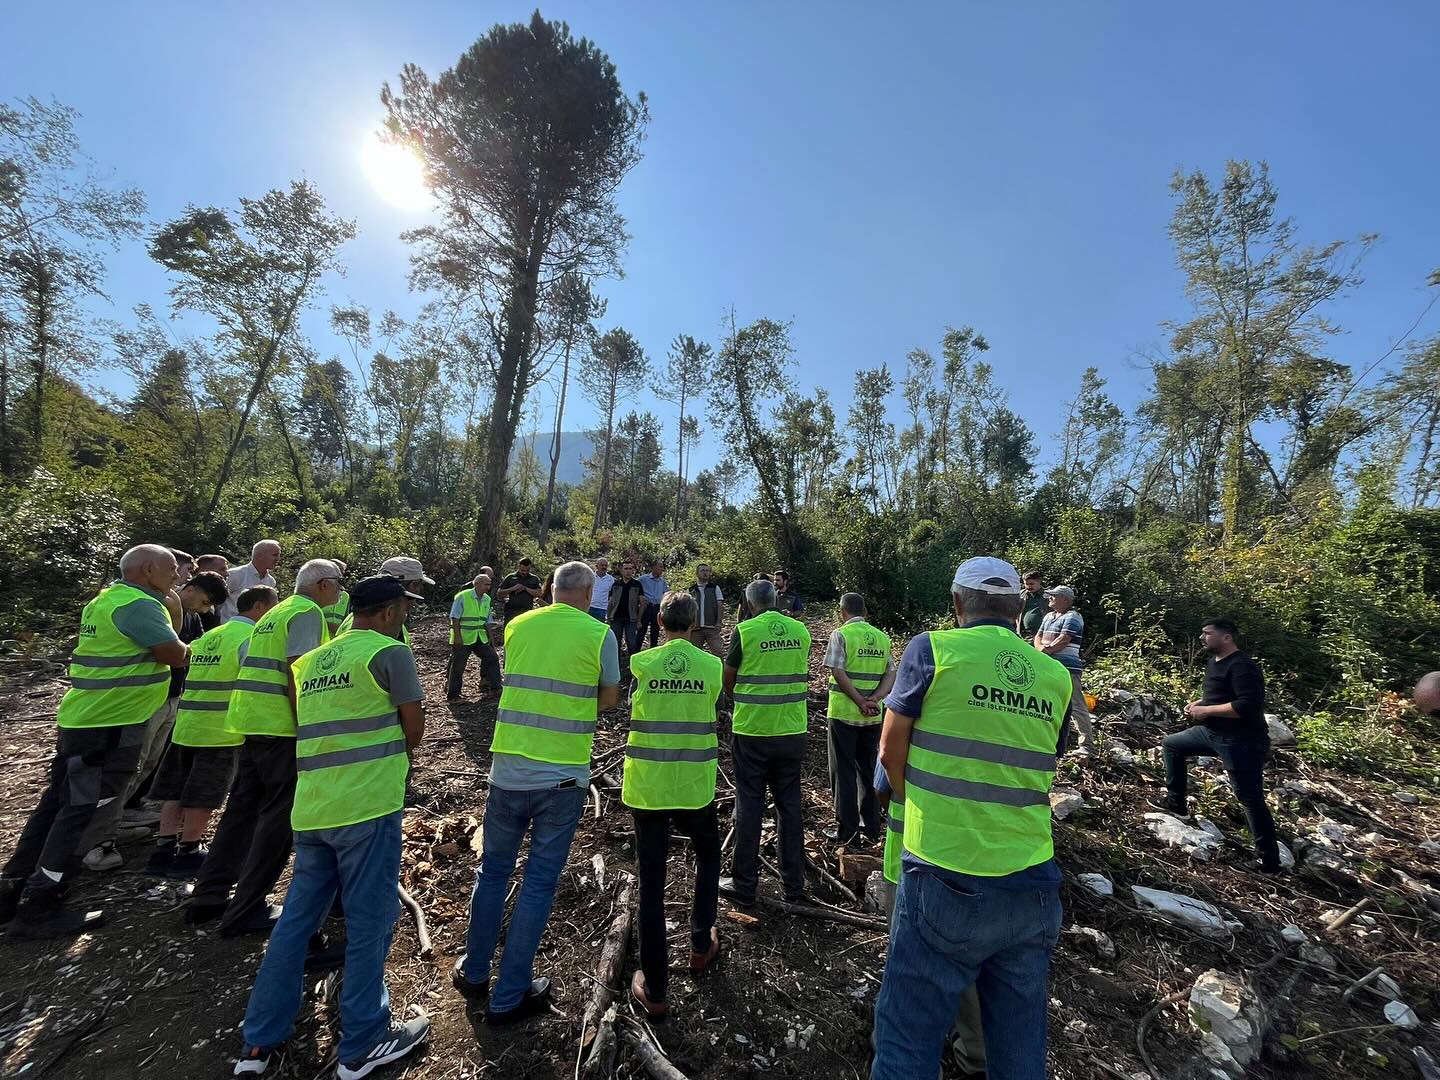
[514,430,594,487]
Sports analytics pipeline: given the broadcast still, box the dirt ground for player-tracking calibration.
[1,613,1438,1080]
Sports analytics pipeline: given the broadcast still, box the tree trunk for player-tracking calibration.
[538,337,573,546]
[267,391,311,509]
[672,381,687,529]
[0,339,10,477]
[202,276,308,525]
[471,237,544,566]
[590,383,616,537]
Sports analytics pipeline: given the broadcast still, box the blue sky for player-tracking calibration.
[5,2,1438,476]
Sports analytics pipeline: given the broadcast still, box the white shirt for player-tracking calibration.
[220,563,276,623]
[590,572,616,611]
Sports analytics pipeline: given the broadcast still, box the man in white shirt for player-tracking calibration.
[589,557,615,622]
[219,540,281,623]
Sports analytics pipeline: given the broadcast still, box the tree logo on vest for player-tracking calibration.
[993,649,1035,691]
[315,644,343,675]
[766,616,787,638]
[663,650,691,678]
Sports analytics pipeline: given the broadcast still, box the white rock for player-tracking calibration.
[1194,816,1225,840]
[1280,779,1319,797]
[1107,689,1135,703]
[1276,842,1295,870]
[1133,886,1242,938]
[864,871,893,915]
[1077,873,1114,898]
[1106,742,1137,766]
[1144,812,1221,862]
[1374,973,1402,1002]
[1312,818,1350,848]
[1264,714,1296,746]
[1050,788,1085,820]
[1189,969,1265,1075]
[1384,1001,1419,1029]
[1419,839,1440,855]
[1395,791,1420,805]
[1279,925,1306,947]
[1063,1018,1088,1041]
[1070,926,1117,960]
[1304,846,1356,881]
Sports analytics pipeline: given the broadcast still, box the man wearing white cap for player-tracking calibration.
[1032,584,1095,756]
[336,556,433,645]
[871,556,1072,1080]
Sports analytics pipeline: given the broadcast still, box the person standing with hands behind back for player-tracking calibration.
[498,558,543,625]
[233,576,429,1079]
[823,593,895,846]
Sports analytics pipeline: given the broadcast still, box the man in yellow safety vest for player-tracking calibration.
[870,556,1071,1080]
[454,561,620,1026]
[1,545,189,938]
[823,592,895,846]
[447,572,501,699]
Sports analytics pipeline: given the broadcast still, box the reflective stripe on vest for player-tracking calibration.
[732,612,812,737]
[173,619,254,747]
[454,588,492,646]
[57,582,172,730]
[901,625,1070,877]
[491,604,609,765]
[292,629,410,831]
[826,620,891,725]
[622,639,723,811]
[883,792,905,885]
[322,591,350,634]
[226,594,330,737]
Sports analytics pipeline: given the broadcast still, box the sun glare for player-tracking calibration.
[360,130,431,212]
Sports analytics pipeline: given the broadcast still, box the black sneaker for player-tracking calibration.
[337,1016,429,1079]
[219,903,283,938]
[165,847,208,880]
[144,846,177,876]
[451,959,490,1008]
[1148,796,1188,816]
[232,1044,276,1076]
[6,897,106,940]
[486,977,553,1026]
[184,900,226,926]
[717,877,756,909]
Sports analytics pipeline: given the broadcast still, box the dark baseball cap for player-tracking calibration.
[350,575,423,608]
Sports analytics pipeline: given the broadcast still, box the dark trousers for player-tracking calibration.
[730,733,807,900]
[611,619,640,677]
[633,802,721,1001]
[639,603,662,649]
[191,735,298,930]
[446,640,502,698]
[3,724,145,898]
[1163,724,1280,869]
[827,720,881,842]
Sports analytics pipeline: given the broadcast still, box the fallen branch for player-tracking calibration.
[581,874,635,1076]
[1323,897,1373,934]
[589,783,603,820]
[621,1026,690,1080]
[1135,986,1189,1080]
[807,854,860,906]
[397,884,432,958]
[1338,966,1384,1005]
[750,894,888,931]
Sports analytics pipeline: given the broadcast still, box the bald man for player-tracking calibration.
[1,545,189,937]
[220,540,281,623]
[1415,672,1440,717]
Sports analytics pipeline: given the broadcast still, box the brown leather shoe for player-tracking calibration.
[630,969,668,1020]
[689,926,720,977]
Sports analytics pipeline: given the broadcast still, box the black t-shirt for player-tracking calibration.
[1201,651,1266,738]
[170,610,206,699]
[501,573,541,617]
[613,579,644,623]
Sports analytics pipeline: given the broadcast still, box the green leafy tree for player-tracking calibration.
[580,327,648,533]
[382,12,647,563]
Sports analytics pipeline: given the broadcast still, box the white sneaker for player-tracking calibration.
[83,843,123,872]
[336,1016,429,1079]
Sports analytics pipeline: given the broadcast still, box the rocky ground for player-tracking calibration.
[1,613,1438,1080]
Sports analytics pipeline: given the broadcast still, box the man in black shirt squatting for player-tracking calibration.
[1156,618,1282,874]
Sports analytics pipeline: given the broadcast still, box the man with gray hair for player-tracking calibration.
[220,540,282,623]
[187,558,341,935]
[871,556,1071,1079]
[455,560,621,1025]
[1,545,189,937]
[718,577,813,907]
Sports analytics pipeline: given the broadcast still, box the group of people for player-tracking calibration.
[3,537,1428,1080]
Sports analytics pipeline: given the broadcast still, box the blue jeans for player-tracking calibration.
[588,607,608,622]
[871,864,1062,1080]
[242,812,402,1061]
[460,784,587,1011]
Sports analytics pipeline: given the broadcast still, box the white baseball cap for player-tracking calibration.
[1044,585,1076,600]
[379,556,435,585]
[952,556,1023,595]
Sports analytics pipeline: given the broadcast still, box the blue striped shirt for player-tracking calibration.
[1038,610,1084,671]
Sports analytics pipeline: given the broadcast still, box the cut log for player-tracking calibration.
[1323,897,1373,934]
[750,894,889,931]
[725,909,760,927]
[580,873,635,1073]
[622,1027,691,1080]
[838,851,885,883]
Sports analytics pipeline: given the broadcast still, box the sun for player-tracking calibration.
[360,129,431,212]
